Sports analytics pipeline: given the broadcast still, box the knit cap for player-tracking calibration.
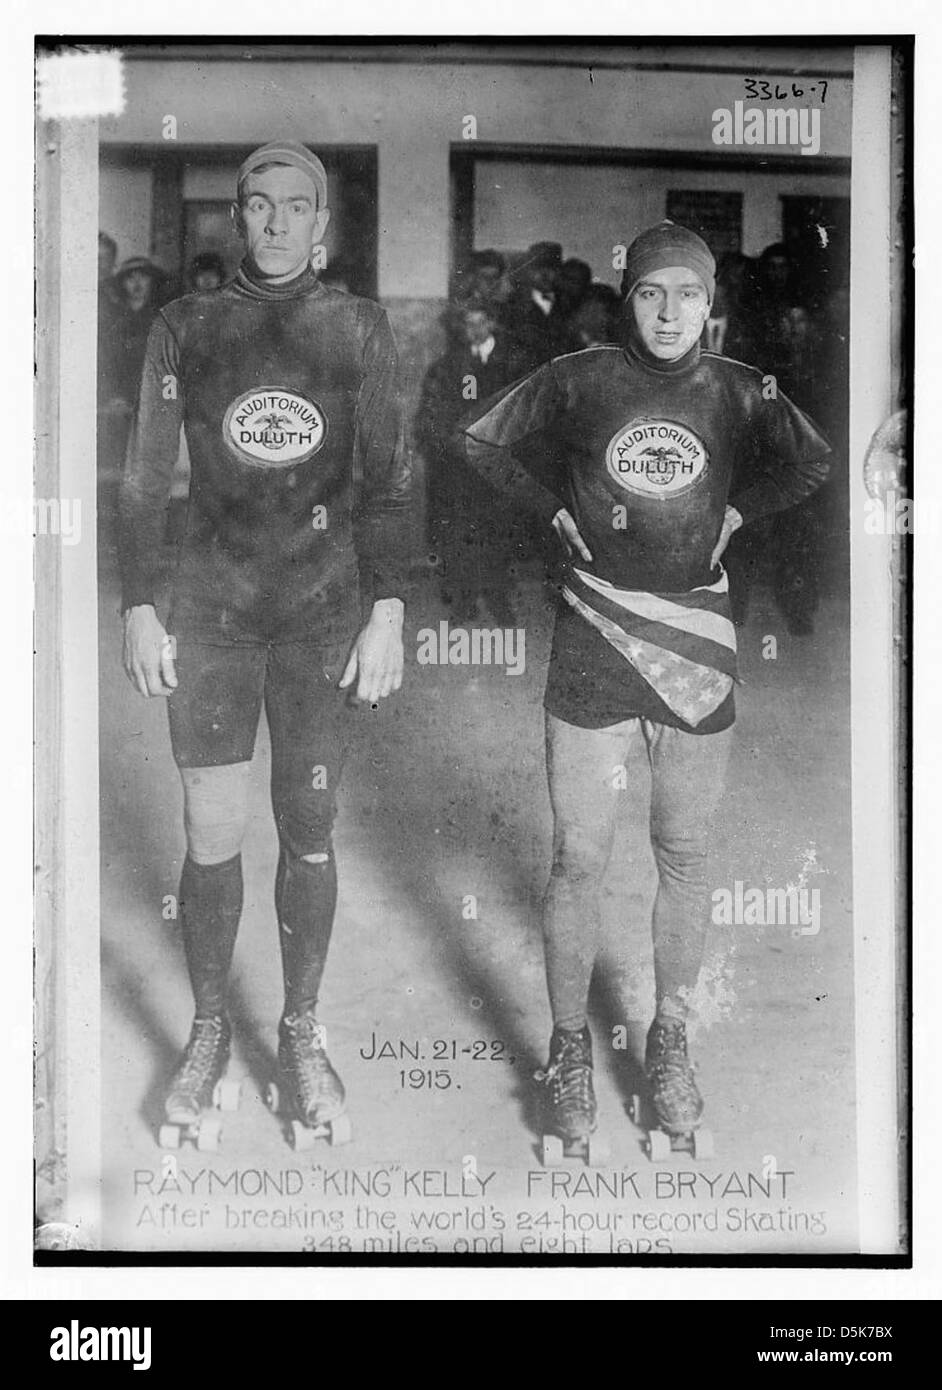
[237,141,328,208]
[620,221,715,303]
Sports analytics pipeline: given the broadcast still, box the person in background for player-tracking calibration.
[747,243,796,365]
[568,283,621,350]
[702,251,755,360]
[724,240,829,635]
[468,249,514,311]
[114,257,165,405]
[505,241,568,370]
[763,302,828,634]
[555,257,593,342]
[417,296,531,625]
[99,253,164,553]
[187,251,227,293]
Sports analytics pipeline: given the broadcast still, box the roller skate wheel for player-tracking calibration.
[329,1114,352,1146]
[196,1117,222,1152]
[214,1079,242,1112]
[265,1082,280,1113]
[158,1124,181,1150]
[647,1129,671,1162]
[692,1127,715,1160]
[585,1133,610,1166]
[540,1135,564,1166]
[290,1120,318,1151]
[629,1095,643,1126]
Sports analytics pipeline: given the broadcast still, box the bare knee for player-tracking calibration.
[650,829,708,884]
[181,762,251,865]
[550,826,611,885]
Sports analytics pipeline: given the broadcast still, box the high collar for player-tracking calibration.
[622,330,701,377]
[234,259,321,301]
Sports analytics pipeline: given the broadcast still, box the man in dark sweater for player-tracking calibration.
[460,222,830,1152]
[119,141,412,1142]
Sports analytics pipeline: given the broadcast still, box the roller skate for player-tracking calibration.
[535,1025,608,1166]
[630,1017,714,1161]
[266,1008,352,1151]
[158,1015,241,1152]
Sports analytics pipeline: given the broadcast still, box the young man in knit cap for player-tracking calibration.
[120,141,412,1141]
[460,221,831,1151]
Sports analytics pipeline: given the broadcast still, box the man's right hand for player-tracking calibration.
[552,507,593,563]
[123,605,178,697]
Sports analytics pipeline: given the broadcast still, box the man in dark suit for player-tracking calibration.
[504,241,569,371]
[417,297,531,624]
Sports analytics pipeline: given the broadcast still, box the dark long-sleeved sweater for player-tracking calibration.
[460,338,831,596]
[119,262,412,643]
[458,337,832,730]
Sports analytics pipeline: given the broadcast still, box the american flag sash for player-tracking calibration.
[560,565,739,727]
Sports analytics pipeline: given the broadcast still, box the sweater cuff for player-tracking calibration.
[358,560,410,614]
[120,584,157,614]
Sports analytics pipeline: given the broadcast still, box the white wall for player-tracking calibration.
[99,167,152,266]
[100,55,853,297]
[474,161,851,282]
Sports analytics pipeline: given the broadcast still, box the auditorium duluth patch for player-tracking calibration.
[223,387,328,468]
[605,418,709,499]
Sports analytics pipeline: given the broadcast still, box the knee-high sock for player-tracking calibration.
[275,848,338,1017]
[179,853,243,1017]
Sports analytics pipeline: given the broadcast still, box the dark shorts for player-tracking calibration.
[168,638,353,858]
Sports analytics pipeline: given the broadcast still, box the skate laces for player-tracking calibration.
[281,1013,334,1106]
[647,1023,698,1104]
[535,1033,593,1109]
[282,1011,327,1055]
[175,1017,226,1091]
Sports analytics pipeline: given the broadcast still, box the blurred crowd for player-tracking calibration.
[97,233,228,423]
[417,242,623,625]
[97,228,850,637]
[707,245,850,634]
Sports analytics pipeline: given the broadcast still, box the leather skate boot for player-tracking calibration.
[278,1008,345,1127]
[535,1025,597,1144]
[645,1017,704,1134]
[165,1015,231,1124]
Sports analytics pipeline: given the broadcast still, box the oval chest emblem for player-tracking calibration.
[605,417,708,498]
[223,387,327,468]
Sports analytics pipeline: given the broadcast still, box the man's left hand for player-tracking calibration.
[339,598,405,704]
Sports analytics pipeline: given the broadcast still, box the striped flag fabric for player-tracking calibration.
[560,565,739,726]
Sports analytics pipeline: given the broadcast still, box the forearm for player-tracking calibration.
[354,312,415,609]
[353,510,412,610]
[731,453,831,527]
[118,474,175,611]
[118,315,183,610]
[456,363,565,528]
[462,434,563,529]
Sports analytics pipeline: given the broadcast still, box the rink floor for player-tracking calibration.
[98,546,857,1257]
